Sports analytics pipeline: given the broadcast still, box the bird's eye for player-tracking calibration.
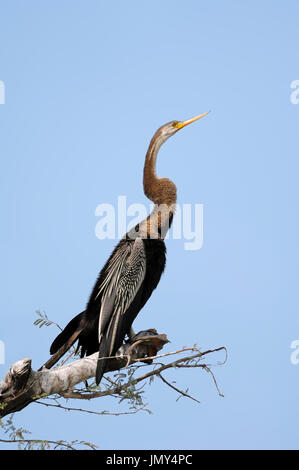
[172,121,179,128]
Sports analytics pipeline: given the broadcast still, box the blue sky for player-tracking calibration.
[0,1,299,450]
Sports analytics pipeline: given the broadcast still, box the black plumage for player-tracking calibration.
[47,113,208,385]
[50,237,166,384]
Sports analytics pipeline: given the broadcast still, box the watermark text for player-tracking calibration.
[0,80,5,104]
[290,80,299,104]
[95,196,203,251]
[0,340,5,365]
[290,340,299,365]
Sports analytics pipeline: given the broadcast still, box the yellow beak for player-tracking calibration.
[175,111,210,130]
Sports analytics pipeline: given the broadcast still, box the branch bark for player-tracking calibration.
[0,328,227,421]
[0,329,168,418]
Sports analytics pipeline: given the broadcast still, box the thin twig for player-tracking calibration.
[34,400,148,416]
[0,438,87,450]
[202,365,224,398]
[132,347,226,386]
[157,373,201,404]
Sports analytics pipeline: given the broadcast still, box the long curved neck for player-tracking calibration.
[127,132,176,240]
[127,133,177,241]
[143,134,177,207]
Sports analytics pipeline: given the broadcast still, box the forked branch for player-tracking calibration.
[0,329,226,419]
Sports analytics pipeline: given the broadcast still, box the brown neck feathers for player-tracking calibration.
[143,135,177,207]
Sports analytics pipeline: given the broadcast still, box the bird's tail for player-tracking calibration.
[95,334,109,385]
[39,311,85,371]
[95,313,127,385]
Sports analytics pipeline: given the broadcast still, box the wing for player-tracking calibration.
[97,237,147,355]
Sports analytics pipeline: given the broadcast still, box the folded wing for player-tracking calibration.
[96,237,146,384]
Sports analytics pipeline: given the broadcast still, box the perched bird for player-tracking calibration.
[47,112,209,385]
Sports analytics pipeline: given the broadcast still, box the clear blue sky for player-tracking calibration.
[0,1,298,450]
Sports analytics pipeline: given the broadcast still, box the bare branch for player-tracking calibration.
[0,437,97,450]
[0,328,226,419]
[157,373,201,404]
[34,400,149,416]
[0,330,168,417]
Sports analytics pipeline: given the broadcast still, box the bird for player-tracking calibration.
[46,112,209,385]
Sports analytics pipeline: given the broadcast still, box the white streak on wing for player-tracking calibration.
[97,238,146,354]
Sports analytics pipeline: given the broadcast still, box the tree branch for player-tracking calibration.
[0,329,168,418]
[0,328,226,420]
